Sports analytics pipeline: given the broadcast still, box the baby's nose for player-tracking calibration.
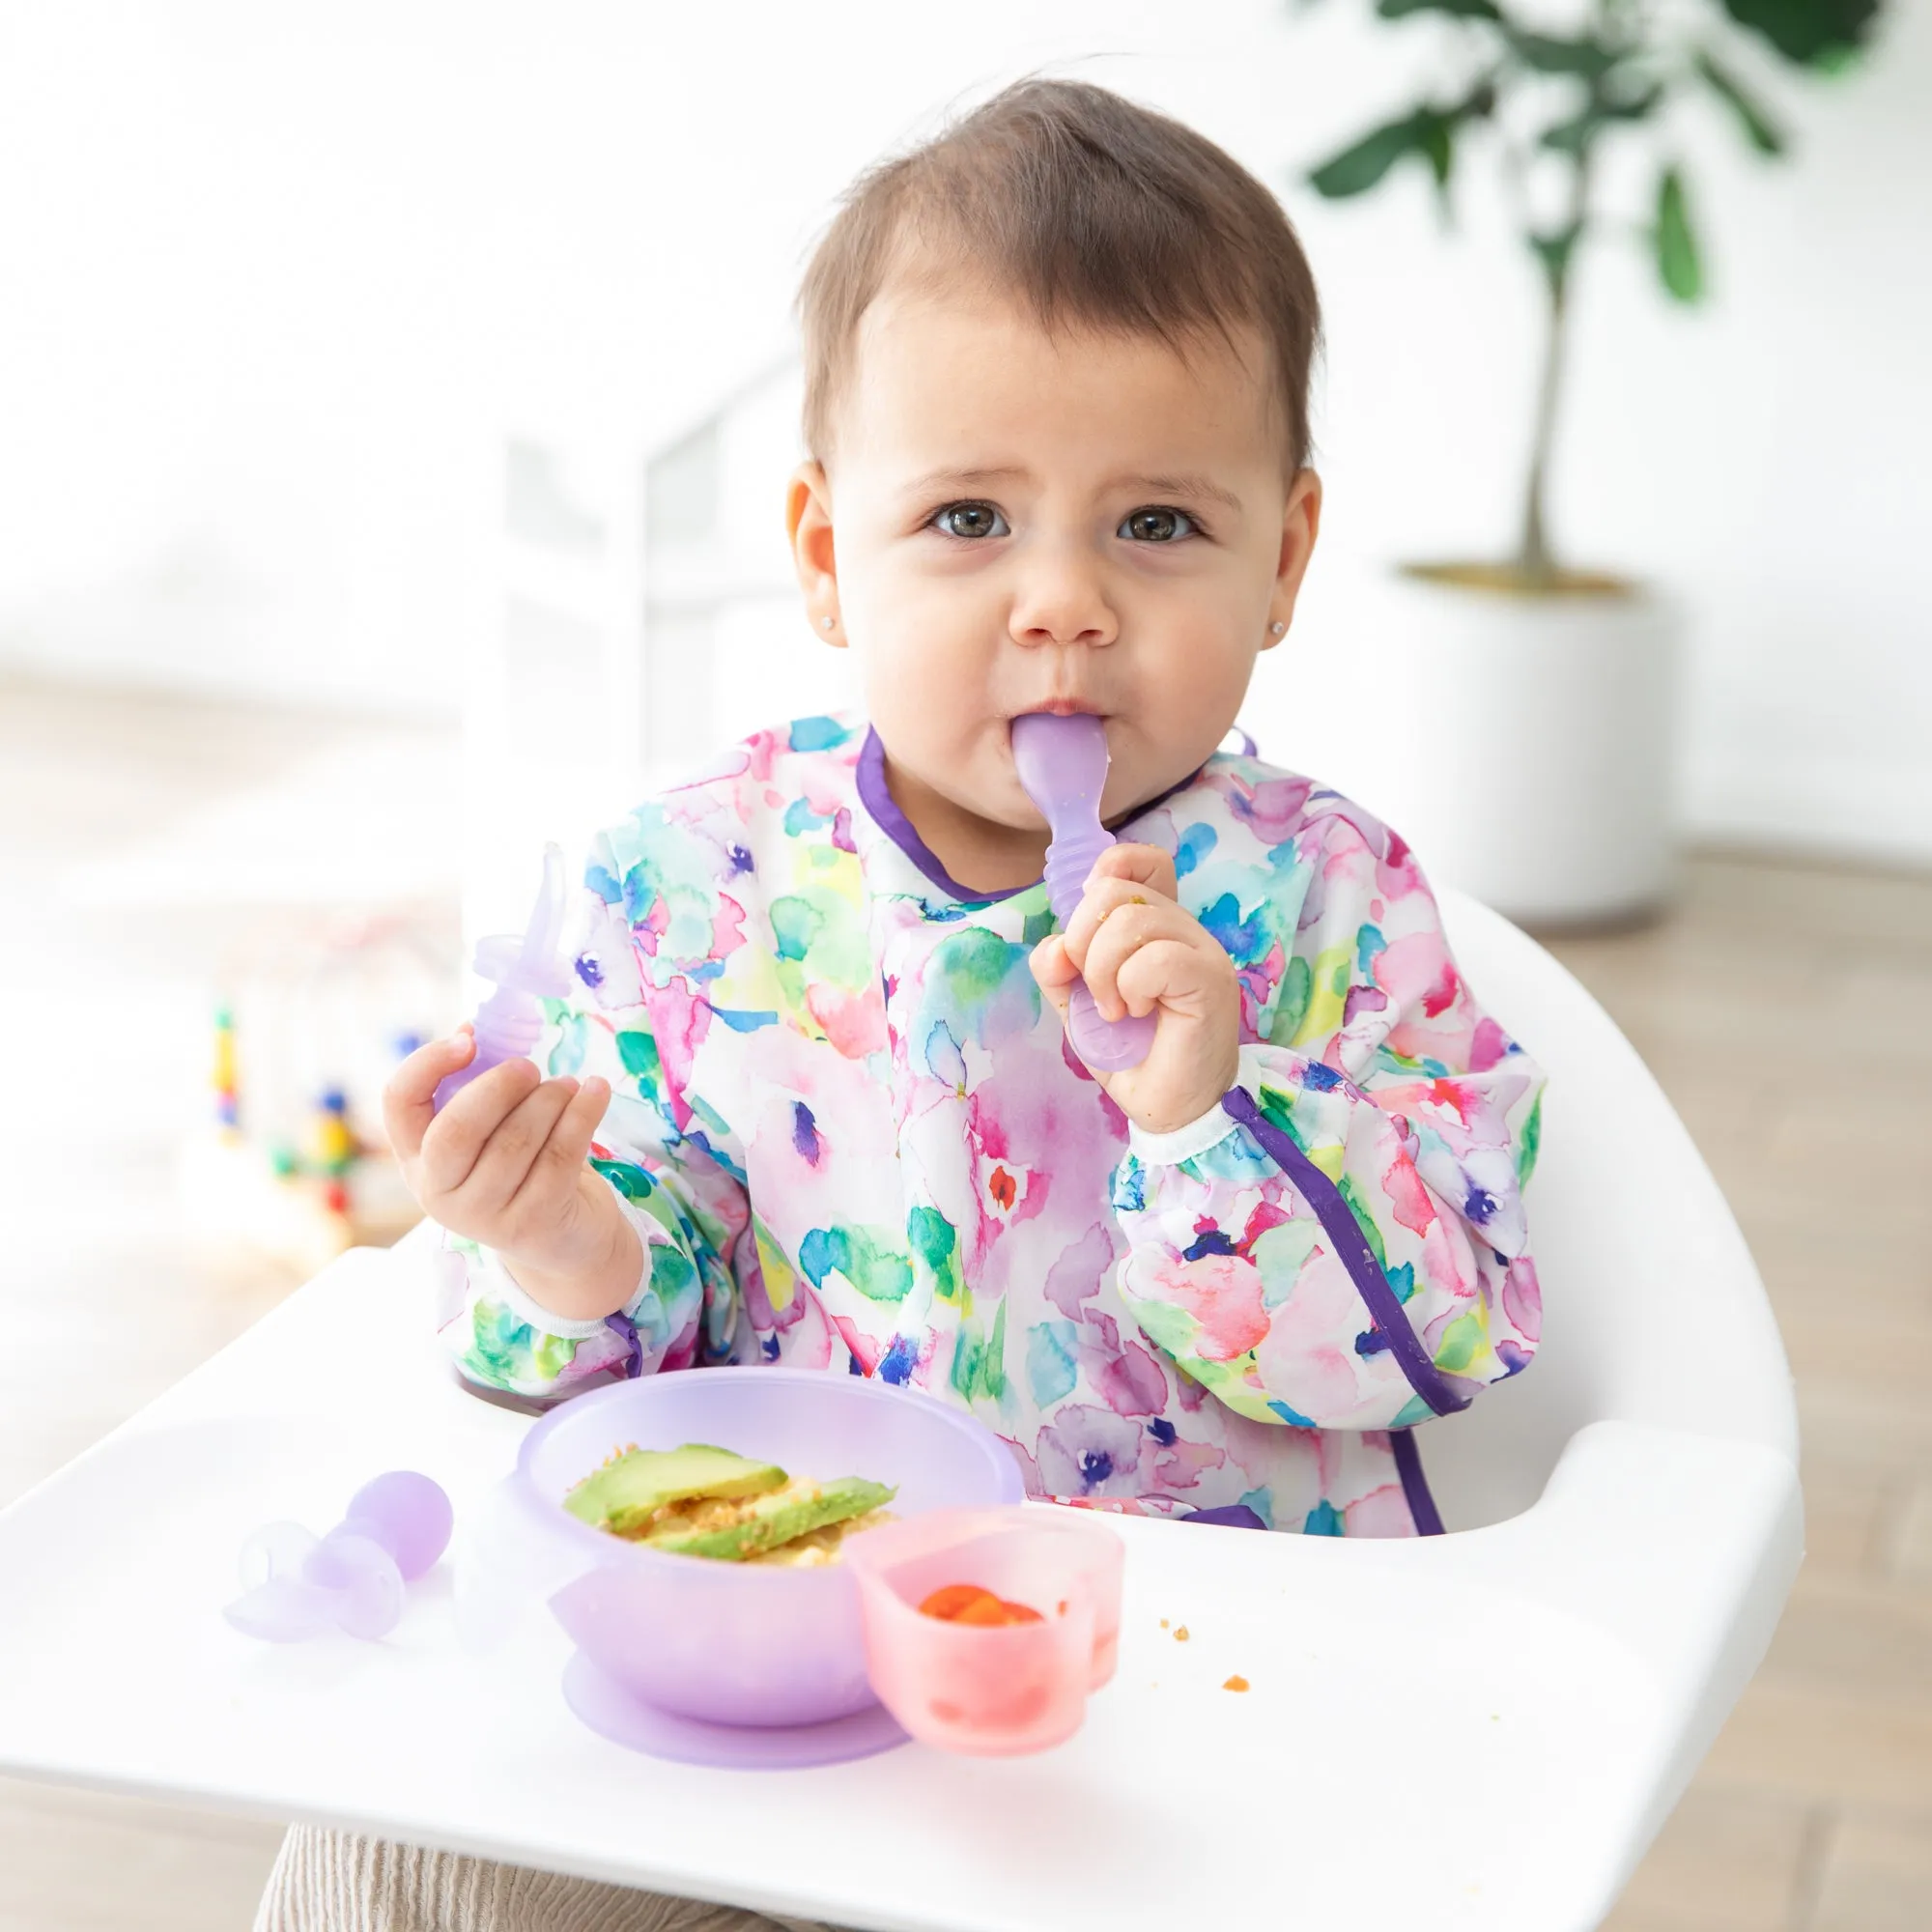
[1009,548,1119,649]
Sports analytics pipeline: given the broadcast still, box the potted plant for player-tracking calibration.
[1280,0,1882,925]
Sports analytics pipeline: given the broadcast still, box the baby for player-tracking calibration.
[258,76,1544,1932]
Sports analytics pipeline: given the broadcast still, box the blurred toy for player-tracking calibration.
[262,1085,369,1228]
[308,1087,357,1175]
[212,1004,241,1137]
[182,904,458,1274]
[225,1471,454,1644]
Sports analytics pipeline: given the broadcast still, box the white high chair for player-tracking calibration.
[0,888,1802,1932]
[1405,886,1804,1905]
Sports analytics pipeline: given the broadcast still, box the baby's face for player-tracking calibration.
[791,284,1319,860]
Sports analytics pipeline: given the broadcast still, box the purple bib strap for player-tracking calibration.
[1219,1087,1470,1420]
[1388,1429,1446,1537]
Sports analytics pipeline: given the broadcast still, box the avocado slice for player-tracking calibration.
[564,1442,787,1536]
[643,1475,897,1561]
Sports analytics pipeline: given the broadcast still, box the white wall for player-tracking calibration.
[2,1,1927,857]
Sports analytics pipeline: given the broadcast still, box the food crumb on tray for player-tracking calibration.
[1222,1674,1250,1692]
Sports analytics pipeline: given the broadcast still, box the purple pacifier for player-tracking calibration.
[224,1471,454,1643]
[1009,712,1156,1073]
[433,843,574,1113]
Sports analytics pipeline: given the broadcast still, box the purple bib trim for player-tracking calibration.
[1388,1429,1446,1536]
[1181,1502,1269,1531]
[603,1312,645,1379]
[1219,1087,1470,1418]
[855,725,1208,906]
[856,728,1031,903]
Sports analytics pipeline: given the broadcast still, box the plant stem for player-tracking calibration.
[1517,148,1593,586]
[1518,273,1567,585]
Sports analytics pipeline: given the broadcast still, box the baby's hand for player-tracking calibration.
[383,1030,640,1321]
[1028,844,1240,1136]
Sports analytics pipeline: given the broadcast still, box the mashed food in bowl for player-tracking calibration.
[564,1441,895,1566]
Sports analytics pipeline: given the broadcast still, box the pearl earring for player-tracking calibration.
[1269,620,1286,637]
[821,614,836,632]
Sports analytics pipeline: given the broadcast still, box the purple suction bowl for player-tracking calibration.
[506,1367,1028,1729]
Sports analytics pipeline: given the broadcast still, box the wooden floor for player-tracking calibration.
[2,674,1927,1930]
[1557,862,1932,1931]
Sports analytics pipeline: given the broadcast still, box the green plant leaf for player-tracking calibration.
[1306,104,1471,198]
[1655,168,1702,301]
[1305,79,1494,200]
[1419,113,1455,187]
[1503,27,1619,76]
[1718,0,1879,68]
[1694,49,1788,154]
[1307,112,1436,197]
[1540,82,1664,155]
[1528,219,1583,290]
[1377,0,1502,17]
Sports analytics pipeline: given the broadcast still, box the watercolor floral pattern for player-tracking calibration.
[442,715,1545,1536]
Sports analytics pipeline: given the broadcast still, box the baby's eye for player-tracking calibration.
[930,501,1009,541]
[1119,506,1197,544]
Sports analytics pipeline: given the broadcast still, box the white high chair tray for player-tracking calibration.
[0,1243,1795,1932]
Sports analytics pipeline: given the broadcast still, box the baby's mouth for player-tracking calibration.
[1009,699,1107,724]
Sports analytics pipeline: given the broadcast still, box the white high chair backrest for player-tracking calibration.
[1413,888,1799,1531]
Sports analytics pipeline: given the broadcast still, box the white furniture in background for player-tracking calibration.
[0,889,1800,1932]
[469,359,853,950]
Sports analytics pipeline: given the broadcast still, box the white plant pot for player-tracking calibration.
[1252,566,1680,927]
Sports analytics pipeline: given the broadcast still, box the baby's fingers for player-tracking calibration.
[383,1025,474,1160]
[416,1057,541,1195]
[1029,935,1078,1022]
[1064,875,1177,980]
[1087,842,1179,902]
[520,1075,612,1205]
[445,1071,582,1216]
[1081,899,1199,1020]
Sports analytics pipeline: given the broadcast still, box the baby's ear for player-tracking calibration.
[787,461,841,641]
[1270,469,1323,626]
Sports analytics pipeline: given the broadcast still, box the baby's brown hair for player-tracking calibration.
[798,78,1321,474]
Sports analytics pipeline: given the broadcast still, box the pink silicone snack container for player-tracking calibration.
[504,1369,1025,1729]
[845,1507,1125,1755]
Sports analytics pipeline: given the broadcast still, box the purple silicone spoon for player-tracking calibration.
[1009,712,1157,1073]
[433,843,574,1113]
[224,1471,454,1644]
